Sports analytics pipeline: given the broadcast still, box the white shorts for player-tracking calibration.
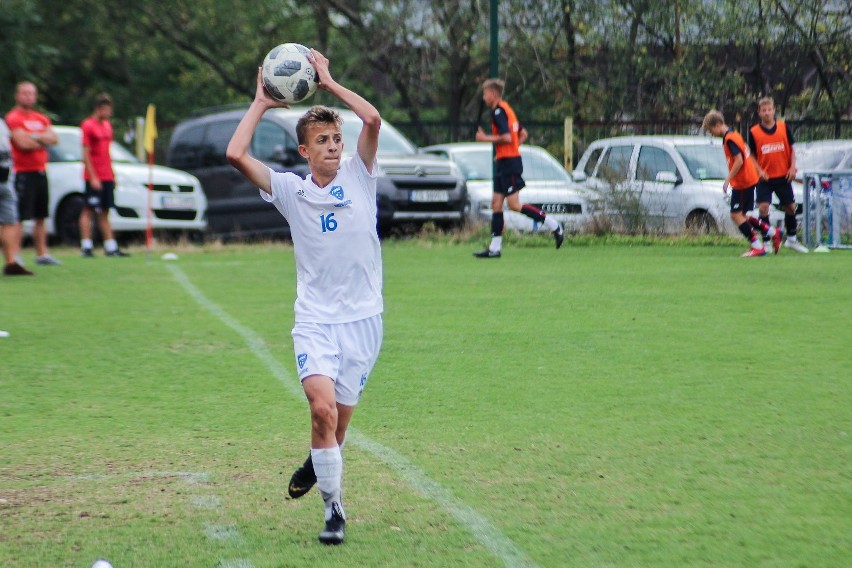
[291,314,383,406]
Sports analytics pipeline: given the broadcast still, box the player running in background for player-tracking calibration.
[473,78,564,258]
[702,110,781,257]
[226,50,383,545]
[748,97,808,253]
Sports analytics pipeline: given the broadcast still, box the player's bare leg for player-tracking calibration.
[303,375,346,544]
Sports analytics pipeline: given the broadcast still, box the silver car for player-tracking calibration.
[572,135,800,235]
[421,142,589,232]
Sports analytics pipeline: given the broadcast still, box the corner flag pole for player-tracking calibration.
[143,104,158,255]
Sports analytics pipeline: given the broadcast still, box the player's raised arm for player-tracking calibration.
[226,68,289,194]
[309,49,381,173]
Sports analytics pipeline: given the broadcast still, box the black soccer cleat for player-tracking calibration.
[553,223,565,250]
[473,248,501,259]
[106,249,130,257]
[318,502,346,545]
[81,248,95,258]
[288,453,316,499]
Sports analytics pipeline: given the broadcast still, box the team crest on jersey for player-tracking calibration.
[297,189,306,198]
[329,185,345,200]
[297,353,308,369]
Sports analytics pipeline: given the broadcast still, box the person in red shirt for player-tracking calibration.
[748,97,808,253]
[79,93,128,257]
[473,78,564,258]
[5,81,61,266]
[702,110,780,257]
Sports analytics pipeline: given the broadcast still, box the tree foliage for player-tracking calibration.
[0,0,848,136]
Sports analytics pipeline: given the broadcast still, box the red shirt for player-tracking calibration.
[5,107,51,173]
[81,117,114,182]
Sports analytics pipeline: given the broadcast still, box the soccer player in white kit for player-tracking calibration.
[226,49,382,545]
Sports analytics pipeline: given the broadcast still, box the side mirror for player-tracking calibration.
[572,171,587,182]
[656,171,681,184]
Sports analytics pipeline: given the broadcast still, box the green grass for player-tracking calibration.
[1,239,850,567]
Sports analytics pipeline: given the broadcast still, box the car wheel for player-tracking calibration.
[55,194,85,245]
[685,211,718,235]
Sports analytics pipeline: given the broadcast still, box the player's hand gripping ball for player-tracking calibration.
[261,43,319,104]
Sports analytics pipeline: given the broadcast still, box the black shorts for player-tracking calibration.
[756,181,795,207]
[14,171,49,220]
[84,180,116,211]
[494,158,525,195]
[730,186,755,213]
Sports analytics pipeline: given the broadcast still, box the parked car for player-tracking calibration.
[421,142,589,232]
[572,135,801,235]
[21,126,207,244]
[794,139,852,179]
[167,106,467,238]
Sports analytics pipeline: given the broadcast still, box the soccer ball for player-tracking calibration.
[261,43,319,104]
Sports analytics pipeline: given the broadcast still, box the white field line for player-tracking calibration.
[167,264,538,568]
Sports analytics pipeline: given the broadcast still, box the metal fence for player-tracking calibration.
[802,171,852,250]
[394,118,852,170]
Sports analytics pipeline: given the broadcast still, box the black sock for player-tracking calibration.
[738,222,755,241]
[747,216,770,237]
[785,213,797,236]
[491,212,504,237]
[759,215,770,229]
[520,204,545,223]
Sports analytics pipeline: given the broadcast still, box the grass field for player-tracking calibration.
[2,237,850,567]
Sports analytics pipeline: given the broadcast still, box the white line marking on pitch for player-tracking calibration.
[168,264,538,568]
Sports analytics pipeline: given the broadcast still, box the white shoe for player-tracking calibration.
[784,239,809,253]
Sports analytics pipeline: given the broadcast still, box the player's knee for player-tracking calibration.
[310,401,338,432]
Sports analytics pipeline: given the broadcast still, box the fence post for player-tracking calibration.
[564,116,573,172]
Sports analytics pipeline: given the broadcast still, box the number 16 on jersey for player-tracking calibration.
[320,213,338,233]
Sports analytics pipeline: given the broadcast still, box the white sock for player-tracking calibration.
[767,226,776,237]
[751,239,763,250]
[788,235,798,242]
[311,446,343,518]
[81,239,94,250]
[104,239,118,252]
[542,216,559,232]
[489,236,502,253]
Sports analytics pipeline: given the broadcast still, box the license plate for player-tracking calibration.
[410,190,449,203]
[161,195,195,210]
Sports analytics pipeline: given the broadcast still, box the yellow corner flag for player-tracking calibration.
[143,104,158,156]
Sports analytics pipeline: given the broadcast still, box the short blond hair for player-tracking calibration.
[482,78,505,96]
[702,110,725,132]
[757,96,774,109]
[295,105,342,145]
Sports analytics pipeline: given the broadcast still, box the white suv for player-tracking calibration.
[572,135,800,235]
[22,125,208,244]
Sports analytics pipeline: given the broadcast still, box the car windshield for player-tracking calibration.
[50,129,140,163]
[339,117,416,155]
[797,147,849,171]
[675,144,727,180]
[450,147,571,181]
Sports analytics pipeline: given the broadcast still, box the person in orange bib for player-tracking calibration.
[748,97,808,253]
[702,110,780,257]
[473,78,564,258]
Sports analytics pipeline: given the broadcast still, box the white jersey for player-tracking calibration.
[262,155,383,324]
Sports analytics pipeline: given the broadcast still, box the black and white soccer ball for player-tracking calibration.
[261,43,319,104]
